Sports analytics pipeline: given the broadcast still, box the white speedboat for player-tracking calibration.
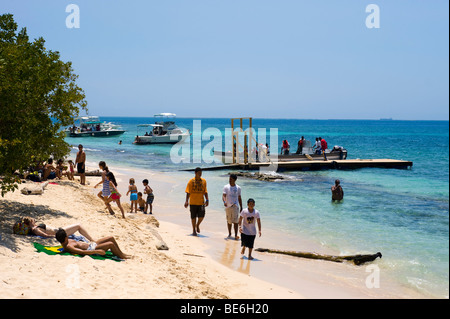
[133,113,190,144]
[65,116,125,137]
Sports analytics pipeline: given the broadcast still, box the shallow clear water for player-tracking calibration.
[66,117,449,297]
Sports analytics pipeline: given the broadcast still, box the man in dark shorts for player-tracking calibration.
[75,144,86,185]
[238,198,262,260]
[184,167,209,236]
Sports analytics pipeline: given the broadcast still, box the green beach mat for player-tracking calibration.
[33,242,122,262]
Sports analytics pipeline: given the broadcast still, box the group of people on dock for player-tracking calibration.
[281,136,328,160]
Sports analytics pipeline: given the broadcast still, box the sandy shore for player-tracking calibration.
[0,162,426,299]
[0,175,302,299]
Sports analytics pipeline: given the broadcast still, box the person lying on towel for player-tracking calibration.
[55,228,131,260]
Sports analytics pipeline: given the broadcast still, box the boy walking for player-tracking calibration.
[239,198,262,260]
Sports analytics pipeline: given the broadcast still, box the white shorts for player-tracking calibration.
[225,205,240,224]
[87,242,97,251]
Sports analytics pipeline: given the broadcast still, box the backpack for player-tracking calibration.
[13,220,30,235]
[26,171,41,182]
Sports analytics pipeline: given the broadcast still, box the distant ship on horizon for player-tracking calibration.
[379,117,393,121]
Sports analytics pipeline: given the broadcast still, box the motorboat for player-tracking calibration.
[133,113,190,144]
[65,116,126,137]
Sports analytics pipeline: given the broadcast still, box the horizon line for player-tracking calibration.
[87,115,449,122]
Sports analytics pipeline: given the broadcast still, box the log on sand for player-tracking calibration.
[255,248,382,265]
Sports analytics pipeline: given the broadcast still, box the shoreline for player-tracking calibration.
[0,157,436,299]
[83,160,431,298]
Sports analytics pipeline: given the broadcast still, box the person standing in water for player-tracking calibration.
[331,179,344,201]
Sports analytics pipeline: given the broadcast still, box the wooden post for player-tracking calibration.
[231,119,235,164]
[244,134,248,164]
[230,117,253,165]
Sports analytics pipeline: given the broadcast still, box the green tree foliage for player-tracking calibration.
[0,14,87,196]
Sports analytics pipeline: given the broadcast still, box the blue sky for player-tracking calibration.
[2,0,449,120]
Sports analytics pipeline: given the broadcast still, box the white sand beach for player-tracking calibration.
[0,162,426,299]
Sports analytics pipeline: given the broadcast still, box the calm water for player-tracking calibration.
[66,117,449,298]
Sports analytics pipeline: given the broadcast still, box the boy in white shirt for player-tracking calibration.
[239,198,262,260]
[222,174,242,240]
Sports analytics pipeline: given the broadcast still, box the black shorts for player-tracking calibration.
[241,233,256,249]
[77,162,85,174]
[190,205,205,219]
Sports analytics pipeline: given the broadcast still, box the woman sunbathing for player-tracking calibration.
[23,217,95,242]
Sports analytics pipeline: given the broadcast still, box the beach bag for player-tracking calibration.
[13,220,30,235]
[26,171,41,182]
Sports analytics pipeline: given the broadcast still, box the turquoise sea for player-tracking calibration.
[66,117,449,298]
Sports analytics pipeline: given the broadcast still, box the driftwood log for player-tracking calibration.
[229,171,286,182]
[74,170,102,176]
[21,181,49,195]
[255,248,382,266]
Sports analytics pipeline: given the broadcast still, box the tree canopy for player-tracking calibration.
[0,14,87,196]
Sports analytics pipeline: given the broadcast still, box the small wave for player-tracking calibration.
[71,145,101,152]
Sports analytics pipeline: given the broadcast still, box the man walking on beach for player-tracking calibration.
[75,144,86,185]
[222,174,242,240]
[184,167,209,236]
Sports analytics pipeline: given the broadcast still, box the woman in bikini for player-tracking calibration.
[23,217,95,242]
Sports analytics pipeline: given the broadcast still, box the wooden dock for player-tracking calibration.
[182,159,413,172]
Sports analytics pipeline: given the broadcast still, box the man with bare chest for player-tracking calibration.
[75,144,86,185]
[55,228,130,259]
